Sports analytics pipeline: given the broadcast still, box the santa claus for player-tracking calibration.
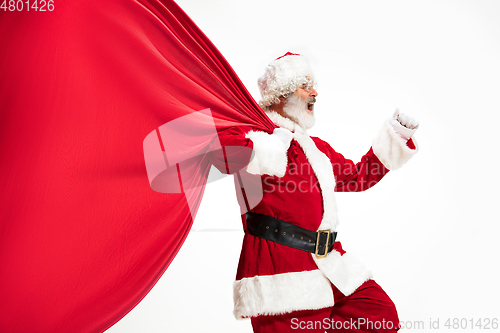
[209,52,418,332]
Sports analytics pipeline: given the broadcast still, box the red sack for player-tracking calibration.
[0,1,273,331]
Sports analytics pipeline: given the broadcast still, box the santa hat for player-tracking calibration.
[258,52,315,108]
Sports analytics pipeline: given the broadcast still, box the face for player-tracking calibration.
[295,80,318,112]
[282,79,318,129]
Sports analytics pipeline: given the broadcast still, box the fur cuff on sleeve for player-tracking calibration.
[245,131,288,177]
[372,119,418,170]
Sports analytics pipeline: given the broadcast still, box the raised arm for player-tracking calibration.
[317,110,419,192]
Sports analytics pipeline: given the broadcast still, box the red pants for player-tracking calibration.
[251,280,399,333]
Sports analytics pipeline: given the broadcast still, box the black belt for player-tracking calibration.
[245,212,337,259]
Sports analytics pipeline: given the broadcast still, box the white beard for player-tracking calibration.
[282,94,316,130]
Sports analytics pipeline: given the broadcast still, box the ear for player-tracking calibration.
[269,97,287,114]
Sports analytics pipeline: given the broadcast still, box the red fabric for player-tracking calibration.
[251,280,399,333]
[0,1,274,332]
[314,139,389,193]
[407,138,416,150]
[210,129,388,280]
[275,52,302,60]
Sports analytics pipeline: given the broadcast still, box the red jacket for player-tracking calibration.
[211,111,417,318]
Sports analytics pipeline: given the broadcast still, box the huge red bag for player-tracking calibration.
[0,1,273,331]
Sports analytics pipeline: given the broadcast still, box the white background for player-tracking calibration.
[108,0,500,332]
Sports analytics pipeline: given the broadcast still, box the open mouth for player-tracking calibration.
[307,99,315,112]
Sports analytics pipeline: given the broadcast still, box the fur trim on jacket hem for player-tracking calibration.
[233,269,334,319]
[233,252,373,319]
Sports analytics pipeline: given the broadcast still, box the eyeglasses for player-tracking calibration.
[300,82,315,92]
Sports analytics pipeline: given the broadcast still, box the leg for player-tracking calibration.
[251,307,332,333]
[327,280,399,332]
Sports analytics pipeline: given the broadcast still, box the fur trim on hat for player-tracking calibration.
[258,53,315,109]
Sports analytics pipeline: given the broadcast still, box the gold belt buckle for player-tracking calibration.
[315,230,330,259]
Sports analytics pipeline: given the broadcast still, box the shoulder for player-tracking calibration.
[309,135,347,164]
[310,136,335,154]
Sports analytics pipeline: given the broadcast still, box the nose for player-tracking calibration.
[310,88,318,97]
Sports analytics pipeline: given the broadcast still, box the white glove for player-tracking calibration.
[390,108,419,140]
[272,127,293,149]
